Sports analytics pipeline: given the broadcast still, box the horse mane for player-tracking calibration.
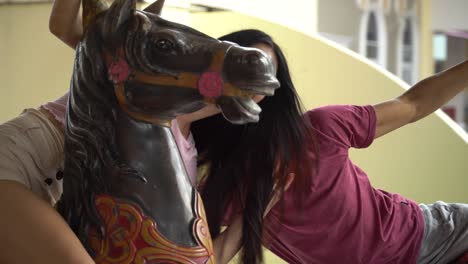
[57,16,131,252]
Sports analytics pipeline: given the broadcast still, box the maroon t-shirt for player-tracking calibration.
[264,105,424,264]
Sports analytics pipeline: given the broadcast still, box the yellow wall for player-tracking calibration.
[1,4,467,263]
[0,4,74,122]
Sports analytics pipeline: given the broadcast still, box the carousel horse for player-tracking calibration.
[57,0,279,263]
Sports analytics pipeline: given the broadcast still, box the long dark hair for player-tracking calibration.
[58,15,119,250]
[193,29,318,263]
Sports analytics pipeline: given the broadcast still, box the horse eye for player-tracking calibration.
[155,39,174,52]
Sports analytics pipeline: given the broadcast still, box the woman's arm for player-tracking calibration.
[49,0,83,49]
[212,174,294,263]
[213,214,243,263]
[374,59,468,138]
[0,181,94,264]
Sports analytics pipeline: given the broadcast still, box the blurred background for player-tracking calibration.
[1,0,467,262]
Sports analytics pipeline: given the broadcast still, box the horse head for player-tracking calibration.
[93,0,279,125]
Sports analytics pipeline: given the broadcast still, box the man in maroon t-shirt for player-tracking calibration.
[265,105,424,263]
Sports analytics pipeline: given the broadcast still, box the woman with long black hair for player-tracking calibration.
[193,29,317,264]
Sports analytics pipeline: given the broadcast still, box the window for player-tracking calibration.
[396,5,418,85]
[366,12,379,60]
[359,4,387,67]
[433,33,447,73]
[401,18,415,83]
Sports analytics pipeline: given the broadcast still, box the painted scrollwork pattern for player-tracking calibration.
[89,195,215,264]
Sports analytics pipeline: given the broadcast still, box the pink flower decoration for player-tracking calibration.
[108,58,130,84]
[198,71,223,98]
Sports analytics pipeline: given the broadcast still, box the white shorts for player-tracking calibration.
[0,108,64,205]
[418,201,468,264]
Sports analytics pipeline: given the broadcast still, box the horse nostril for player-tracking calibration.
[244,53,260,65]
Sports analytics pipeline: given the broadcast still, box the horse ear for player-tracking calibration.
[82,0,109,30]
[102,0,137,46]
[143,0,165,15]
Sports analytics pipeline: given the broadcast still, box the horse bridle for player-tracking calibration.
[104,41,251,126]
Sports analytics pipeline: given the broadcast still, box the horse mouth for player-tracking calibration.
[217,96,262,124]
[217,75,279,124]
[234,78,280,96]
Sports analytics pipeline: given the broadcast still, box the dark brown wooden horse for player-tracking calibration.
[58,0,279,263]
